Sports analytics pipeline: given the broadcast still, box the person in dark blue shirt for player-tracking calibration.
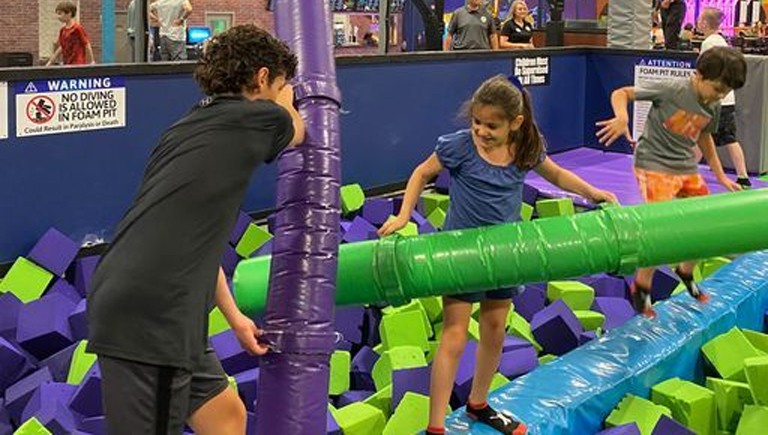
[380,75,616,435]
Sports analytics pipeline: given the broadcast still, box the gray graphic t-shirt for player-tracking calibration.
[634,78,720,175]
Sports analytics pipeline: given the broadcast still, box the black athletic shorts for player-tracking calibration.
[99,348,230,435]
[713,105,738,147]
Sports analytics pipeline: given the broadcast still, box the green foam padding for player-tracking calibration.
[546,281,595,311]
[535,197,575,218]
[373,343,384,354]
[507,310,543,352]
[208,307,231,336]
[490,373,510,392]
[383,392,430,435]
[383,216,418,237]
[333,402,386,435]
[66,341,97,385]
[605,394,672,435]
[426,340,439,364]
[228,375,238,393]
[420,193,450,215]
[382,300,433,338]
[574,310,606,331]
[363,384,393,418]
[329,350,351,396]
[426,208,446,229]
[13,417,52,434]
[379,310,430,352]
[372,346,427,391]
[521,202,534,221]
[341,184,366,214]
[743,356,768,406]
[234,223,273,258]
[735,405,768,435]
[742,329,768,354]
[0,257,54,303]
[471,302,481,321]
[538,354,557,364]
[418,297,443,323]
[706,377,754,433]
[702,327,764,382]
[695,257,732,281]
[651,377,716,435]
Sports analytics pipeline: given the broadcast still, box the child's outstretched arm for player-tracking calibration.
[596,87,636,147]
[697,133,742,192]
[215,267,269,355]
[378,152,444,236]
[534,157,619,204]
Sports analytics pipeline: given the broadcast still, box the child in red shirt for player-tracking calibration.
[46,1,95,66]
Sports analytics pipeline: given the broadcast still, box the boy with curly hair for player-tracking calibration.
[87,25,304,434]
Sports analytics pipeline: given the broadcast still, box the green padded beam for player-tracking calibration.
[235,190,768,316]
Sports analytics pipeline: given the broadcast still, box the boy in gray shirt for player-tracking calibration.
[596,47,746,318]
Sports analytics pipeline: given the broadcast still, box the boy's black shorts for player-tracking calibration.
[713,105,738,147]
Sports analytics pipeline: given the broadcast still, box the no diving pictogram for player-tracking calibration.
[26,96,55,124]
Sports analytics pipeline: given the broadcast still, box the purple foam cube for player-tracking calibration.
[230,211,254,245]
[251,239,273,258]
[266,213,277,234]
[502,336,534,353]
[28,228,79,277]
[5,366,53,423]
[16,293,76,360]
[221,245,240,276]
[411,211,437,234]
[0,292,23,341]
[335,339,353,352]
[351,346,379,374]
[523,183,539,205]
[327,408,342,435]
[247,411,257,435]
[68,300,88,341]
[335,306,364,345]
[0,337,36,391]
[434,170,451,193]
[21,382,78,434]
[764,309,768,333]
[597,423,641,435]
[451,340,479,407]
[68,256,100,298]
[363,308,382,348]
[531,299,583,356]
[234,368,260,412]
[579,331,597,345]
[512,285,546,322]
[580,274,628,299]
[392,365,431,409]
[592,297,635,330]
[211,329,258,375]
[351,370,376,392]
[45,279,81,304]
[498,346,538,379]
[0,399,11,435]
[342,216,378,243]
[40,341,79,383]
[362,198,394,226]
[651,415,694,435]
[78,415,107,435]
[651,266,680,303]
[336,390,374,407]
[68,363,102,418]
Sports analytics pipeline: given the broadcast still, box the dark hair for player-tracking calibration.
[194,25,298,96]
[696,46,747,90]
[55,1,77,16]
[463,74,544,170]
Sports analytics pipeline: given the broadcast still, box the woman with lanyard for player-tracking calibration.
[500,0,535,49]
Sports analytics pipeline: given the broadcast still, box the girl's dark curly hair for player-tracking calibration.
[194,25,298,96]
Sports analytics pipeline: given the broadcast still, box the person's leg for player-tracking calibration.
[187,349,244,435]
[159,35,171,61]
[673,174,711,302]
[171,40,188,61]
[468,298,511,405]
[427,296,473,433]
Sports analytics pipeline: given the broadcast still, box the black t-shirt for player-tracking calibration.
[86,96,293,369]
[501,20,533,44]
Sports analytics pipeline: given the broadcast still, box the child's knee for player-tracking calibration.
[441,327,468,355]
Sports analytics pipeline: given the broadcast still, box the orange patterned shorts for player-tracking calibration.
[634,168,710,203]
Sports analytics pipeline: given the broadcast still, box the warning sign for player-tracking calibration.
[0,82,7,140]
[633,59,695,140]
[513,56,550,86]
[15,77,126,137]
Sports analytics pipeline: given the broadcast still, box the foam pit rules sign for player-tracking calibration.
[0,82,8,140]
[633,59,695,140]
[15,77,126,137]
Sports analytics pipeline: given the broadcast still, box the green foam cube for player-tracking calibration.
[341,184,366,214]
[605,394,672,435]
[383,392,430,435]
[329,350,351,395]
[363,384,393,418]
[383,216,418,237]
[695,257,731,281]
[546,281,595,311]
[418,297,443,323]
[426,208,446,229]
[382,300,433,338]
[521,203,534,221]
[420,193,450,215]
[234,223,273,258]
[743,356,768,406]
[742,330,768,355]
[0,257,54,303]
[574,310,606,331]
[706,377,754,433]
[66,341,97,385]
[426,340,439,364]
[538,354,557,364]
[379,310,430,352]
[208,307,231,336]
[702,328,764,382]
[535,197,575,218]
[490,373,510,392]
[372,346,427,391]
[507,310,542,352]
[735,405,768,435]
[333,402,386,435]
[651,377,716,435]
[13,417,52,434]
[228,376,238,393]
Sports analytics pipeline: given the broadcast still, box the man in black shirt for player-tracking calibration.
[86,25,304,434]
[657,0,687,50]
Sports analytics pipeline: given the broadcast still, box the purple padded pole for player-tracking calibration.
[255,1,342,434]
